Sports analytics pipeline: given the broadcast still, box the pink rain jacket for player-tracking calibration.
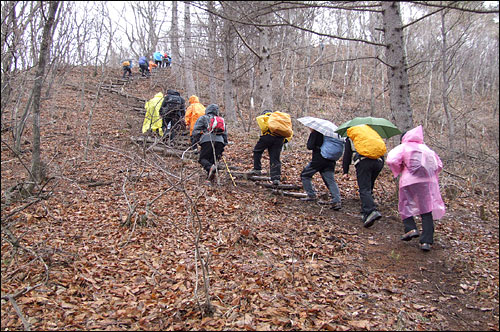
[386,125,446,220]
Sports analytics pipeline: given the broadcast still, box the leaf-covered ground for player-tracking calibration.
[1,67,498,331]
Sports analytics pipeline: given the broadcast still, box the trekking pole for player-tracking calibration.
[222,156,236,187]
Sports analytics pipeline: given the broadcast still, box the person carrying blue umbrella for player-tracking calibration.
[336,117,401,228]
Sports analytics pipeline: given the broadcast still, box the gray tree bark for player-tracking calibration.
[257,15,273,111]
[171,1,181,84]
[382,2,413,132]
[222,17,236,121]
[184,2,196,97]
[31,1,59,184]
[207,1,218,104]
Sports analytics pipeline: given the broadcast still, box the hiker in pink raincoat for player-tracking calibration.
[386,125,446,252]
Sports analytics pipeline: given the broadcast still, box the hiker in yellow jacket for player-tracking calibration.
[185,95,206,142]
[249,110,293,186]
[142,92,164,137]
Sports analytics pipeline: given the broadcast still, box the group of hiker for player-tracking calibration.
[142,92,445,252]
[121,52,171,78]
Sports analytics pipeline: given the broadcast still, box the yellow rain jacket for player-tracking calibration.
[142,92,164,136]
[184,95,206,135]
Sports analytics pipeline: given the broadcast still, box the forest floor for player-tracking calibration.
[1,67,498,331]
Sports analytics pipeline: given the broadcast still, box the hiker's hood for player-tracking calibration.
[154,92,164,99]
[206,104,219,116]
[401,125,424,144]
[189,95,200,104]
[167,89,180,96]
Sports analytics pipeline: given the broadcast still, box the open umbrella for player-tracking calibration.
[335,116,401,139]
[297,116,339,137]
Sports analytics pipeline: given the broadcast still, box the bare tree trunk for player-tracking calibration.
[440,9,455,154]
[424,62,434,130]
[222,18,235,122]
[171,1,181,85]
[382,1,413,132]
[31,1,59,184]
[258,13,273,111]
[184,2,195,97]
[302,44,312,117]
[207,1,218,104]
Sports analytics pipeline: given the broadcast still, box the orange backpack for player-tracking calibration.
[267,111,293,139]
[347,125,386,159]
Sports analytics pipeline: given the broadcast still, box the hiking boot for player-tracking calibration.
[300,196,317,202]
[331,202,342,211]
[208,165,217,181]
[363,210,381,228]
[420,243,431,251]
[249,169,262,176]
[401,229,420,241]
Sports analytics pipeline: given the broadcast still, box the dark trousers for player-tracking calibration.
[161,114,181,141]
[403,212,434,244]
[301,160,341,203]
[355,158,384,217]
[122,67,132,78]
[139,64,149,76]
[253,134,284,182]
[199,141,225,174]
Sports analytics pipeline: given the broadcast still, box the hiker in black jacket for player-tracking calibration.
[160,89,185,142]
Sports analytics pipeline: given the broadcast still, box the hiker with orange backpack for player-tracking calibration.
[121,59,132,78]
[249,110,293,186]
[191,104,228,181]
[342,125,386,228]
[386,125,445,251]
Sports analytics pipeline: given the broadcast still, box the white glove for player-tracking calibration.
[282,142,289,151]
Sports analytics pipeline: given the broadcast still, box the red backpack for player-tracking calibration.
[208,116,225,134]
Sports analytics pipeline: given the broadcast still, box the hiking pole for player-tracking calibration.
[222,156,236,187]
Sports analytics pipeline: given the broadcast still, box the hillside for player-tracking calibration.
[1,66,498,331]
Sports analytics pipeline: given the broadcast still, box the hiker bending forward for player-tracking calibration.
[191,104,228,180]
[300,128,343,210]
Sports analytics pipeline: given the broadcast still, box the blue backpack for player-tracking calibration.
[320,135,345,161]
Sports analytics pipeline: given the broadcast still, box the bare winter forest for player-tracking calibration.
[1,1,499,331]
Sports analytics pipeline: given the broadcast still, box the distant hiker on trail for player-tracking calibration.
[149,60,158,73]
[300,128,344,211]
[162,52,169,67]
[185,95,206,146]
[153,51,163,67]
[142,92,164,137]
[342,125,385,228]
[160,89,185,143]
[138,56,149,77]
[191,104,228,182]
[122,60,132,78]
[249,110,293,186]
[386,125,446,252]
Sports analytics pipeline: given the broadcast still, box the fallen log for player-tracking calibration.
[230,172,270,181]
[260,183,302,190]
[271,190,308,198]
